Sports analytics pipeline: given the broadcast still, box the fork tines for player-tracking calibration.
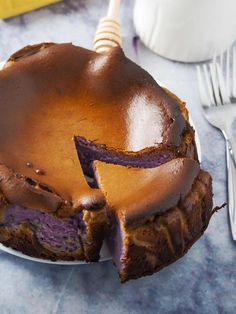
[197,46,236,107]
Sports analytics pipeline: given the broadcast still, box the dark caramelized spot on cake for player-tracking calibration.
[25,177,37,187]
[25,176,61,199]
[38,183,56,194]
[6,43,55,64]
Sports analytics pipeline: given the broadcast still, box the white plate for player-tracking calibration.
[0,242,111,264]
[0,65,201,264]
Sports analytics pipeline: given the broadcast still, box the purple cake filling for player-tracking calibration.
[107,213,124,271]
[2,205,84,252]
[75,136,173,186]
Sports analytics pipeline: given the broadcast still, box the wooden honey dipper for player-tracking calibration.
[93,0,122,54]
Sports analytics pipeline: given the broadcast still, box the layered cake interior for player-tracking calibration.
[0,42,214,281]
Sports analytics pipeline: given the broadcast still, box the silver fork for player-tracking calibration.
[197,47,236,241]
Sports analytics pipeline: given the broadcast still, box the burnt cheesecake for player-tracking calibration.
[0,42,214,280]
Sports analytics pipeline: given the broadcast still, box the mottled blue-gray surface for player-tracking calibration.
[0,1,235,313]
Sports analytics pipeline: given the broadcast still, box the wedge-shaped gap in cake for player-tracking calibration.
[75,135,176,188]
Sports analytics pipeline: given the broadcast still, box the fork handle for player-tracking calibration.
[223,126,236,168]
[226,143,236,240]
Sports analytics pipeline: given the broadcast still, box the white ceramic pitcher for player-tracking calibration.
[134,0,236,62]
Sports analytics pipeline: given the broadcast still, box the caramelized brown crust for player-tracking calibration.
[0,42,195,215]
[116,170,213,282]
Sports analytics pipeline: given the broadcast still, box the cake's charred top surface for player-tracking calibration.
[0,43,187,211]
[95,158,200,225]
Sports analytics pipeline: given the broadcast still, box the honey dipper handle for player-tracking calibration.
[94,0,122,54]
[107,0,121,20]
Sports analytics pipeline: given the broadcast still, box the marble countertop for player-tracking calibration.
[0,1,235,313]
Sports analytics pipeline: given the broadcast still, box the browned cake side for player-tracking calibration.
[95,158,214,282]
[116,170,213,282]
